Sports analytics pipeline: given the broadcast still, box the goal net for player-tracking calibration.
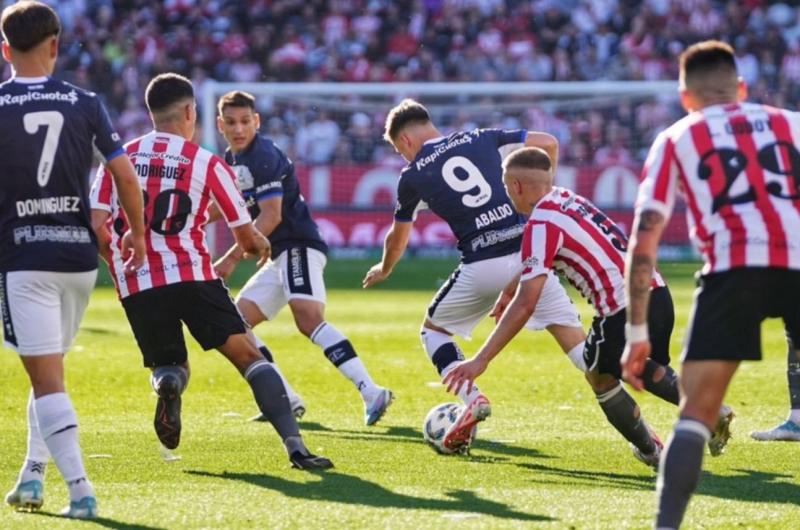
[199,81,693,260]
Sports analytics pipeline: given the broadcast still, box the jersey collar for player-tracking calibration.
[12,76,49,84]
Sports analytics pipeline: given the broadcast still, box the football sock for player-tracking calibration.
[18,390,49,484]
[311,322,378,400]
[566,343,587,372]
[642,360,680,406]
[34,393,93,501]
[247,330,302,403]
[244,360,300,443]
[595,383,656,454]
[656,419,710,530]
[441,362,483,405]
[787,342,800,423]
[421,327,481,404]
[151,365,188,397]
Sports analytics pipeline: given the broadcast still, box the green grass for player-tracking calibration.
[2,261,798,529]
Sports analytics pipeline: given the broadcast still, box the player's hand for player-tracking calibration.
[490,291,513,323]
[213,255,238,281]
[442,356,488,396]
[621,340,651,391]
[243,231,271,268]
[362,263,389,288]
[120,230,146,274]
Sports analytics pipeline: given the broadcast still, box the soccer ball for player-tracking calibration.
[423,402,470,454]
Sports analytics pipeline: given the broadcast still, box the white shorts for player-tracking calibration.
[237,247,327,320]
[427,253,580,339]
[1,269,97,356]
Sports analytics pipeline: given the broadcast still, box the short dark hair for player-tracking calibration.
[1,1,60,53]
[145,73,195,114]
[217,91,256,116]
[503,147,552,173]
[680,40,737,86]
[383,99,431,143]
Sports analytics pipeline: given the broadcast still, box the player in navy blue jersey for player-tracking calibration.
[213,91,393,426]
[363,99,586,452]
[0,1,145,520]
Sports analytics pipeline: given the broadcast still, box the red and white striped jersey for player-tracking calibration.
[90,131,250,298]
[637,102,800,274]
[520,187,666,317]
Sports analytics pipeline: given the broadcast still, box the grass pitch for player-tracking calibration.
[1,260,798,529]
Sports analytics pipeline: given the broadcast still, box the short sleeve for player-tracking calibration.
[520,220,562,282]
[636,132,679,222]
[393,172,424,222]
[90,98,125,162]
[479,128,528,159]
[89,164,115,212]
[251,148,287,201]
[208,157,251,228]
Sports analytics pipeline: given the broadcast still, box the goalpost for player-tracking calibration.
[199,81,691,259]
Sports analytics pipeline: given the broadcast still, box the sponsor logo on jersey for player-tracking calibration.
[13,225,91,245]
[523,256,539,268]
[16,196,81,217]
[130,151,191,165]
[414,134,474,171]
[0,89,78,106]
[475,204,515,229]
[470,223,524,252]
[290,248,305,287]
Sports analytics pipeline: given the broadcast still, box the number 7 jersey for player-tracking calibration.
[90,131,251,298]
[637,102,800,274]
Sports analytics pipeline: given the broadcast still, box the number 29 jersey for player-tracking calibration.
[90,131,251,298]
[394,129,527,263]
[0,77,124,273]
[638,102,800,274]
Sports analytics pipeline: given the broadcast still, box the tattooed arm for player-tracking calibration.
[622,209,666,390]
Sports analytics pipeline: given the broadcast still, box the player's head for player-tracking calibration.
[679,40,746,112]
[384,99,439,162]
[502,147,554,216]
[145,73,196,140]
[1,1,60,75]
[217,91,260,154]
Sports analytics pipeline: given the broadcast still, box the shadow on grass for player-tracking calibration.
[517,462,655,491]
[22,511,166,530]
[298,422,552,460]
[80,326,120,336]
[187,470,554,523]
[697,468,800,504]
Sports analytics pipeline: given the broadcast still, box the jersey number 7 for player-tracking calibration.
[24,111,64,188]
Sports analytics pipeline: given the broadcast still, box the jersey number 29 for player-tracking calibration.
[24,111,64,188]
[442,156,492,208]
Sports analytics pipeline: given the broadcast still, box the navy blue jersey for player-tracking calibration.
[225,134,327,257]
[0,77,124,272]
[395,129,528,263]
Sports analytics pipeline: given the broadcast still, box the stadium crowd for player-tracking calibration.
[5,0,800,166]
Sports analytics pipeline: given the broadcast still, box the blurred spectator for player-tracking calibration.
[295,111,341,165]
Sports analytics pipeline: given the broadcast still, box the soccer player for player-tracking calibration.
[1,1,146,519]
[442,147,733,466]
[750,341,800,441]
[90,74,332,471]
[213,91,393,426]
[622,40,800,528]
[364,100,586,452]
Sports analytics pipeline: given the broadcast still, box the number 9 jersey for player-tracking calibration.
[90,131,251,298]
[394,128,527,263]
[637,102,800,274]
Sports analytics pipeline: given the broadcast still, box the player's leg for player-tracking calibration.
[528,271,586,369]
[237,258,305,416]
[751,334,800,441]
[183,280,332,469]
[584,312,662,466]
[656,360,738,529]
[287,248,392,425]
[4,271,98,518]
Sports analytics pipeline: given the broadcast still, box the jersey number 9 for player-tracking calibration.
[442,156,493,208]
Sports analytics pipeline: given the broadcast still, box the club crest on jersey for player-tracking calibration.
[233,165,255,190]
[0,90,78,106]
[475,204,514,229]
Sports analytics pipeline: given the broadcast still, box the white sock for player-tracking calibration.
[789,409,800,424]
[18,390,49,483]
[441,362,482,406]
[566,343,587,372]
[35,393,93,501]
[248,330,302,403]
[311,322,379,401]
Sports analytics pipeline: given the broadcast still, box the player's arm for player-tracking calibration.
[443,274,547,395]
[362,220,412,288]
[525,132,559,174]
[215,196,281,280]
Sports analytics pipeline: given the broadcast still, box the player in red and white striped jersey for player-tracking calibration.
[623,41,800,529]
[444,147,736,468]
[90,73,332,470]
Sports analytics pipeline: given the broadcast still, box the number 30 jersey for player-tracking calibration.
[638,102,800,274]
[394,129,527,263]
[91,131,250,298]
[521,187,665,317]
[0,77,124,273]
